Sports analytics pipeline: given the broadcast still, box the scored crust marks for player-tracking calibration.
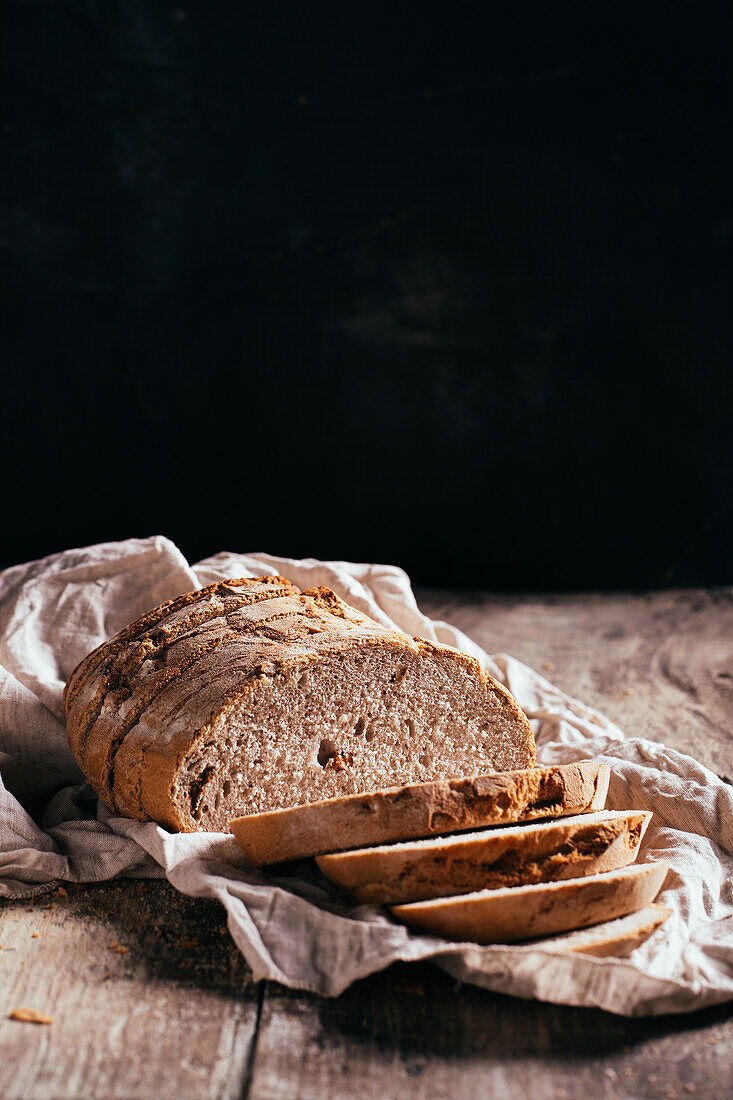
[69,586,288,758]
[63,575,294,731]
[77,589,303,809]
[68,580,297,777]
[65,577,297,810]
[63,576,292,711]
[85,627,272,808]
[65,577,413,817]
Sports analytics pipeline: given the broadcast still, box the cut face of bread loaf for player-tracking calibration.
[316,809,650,904]
[64,576,536,832]
[231,761,610,865]
[390,862,669,944]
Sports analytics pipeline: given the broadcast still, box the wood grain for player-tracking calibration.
[250,966,731,1100]
[0,882,259,1100]
[0,590,731,1099]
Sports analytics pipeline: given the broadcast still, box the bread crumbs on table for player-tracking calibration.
[56,887,68,896]
[31,933,39,938]
[9,1007,54,1024]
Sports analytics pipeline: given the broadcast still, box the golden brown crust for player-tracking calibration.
[230,762,609,865]
[66,578,297,806]
[63,576,292,711]
[390,862,669,944]
[65,576,295,760]
[545,904,671,956]
[65,577,297,805]
[315,809,649,904]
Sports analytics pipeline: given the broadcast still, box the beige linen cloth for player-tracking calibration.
[1,536,731,1015]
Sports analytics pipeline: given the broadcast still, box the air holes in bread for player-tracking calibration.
[318,738,337,766]
[354,717,377,742]
[190,766,213,817]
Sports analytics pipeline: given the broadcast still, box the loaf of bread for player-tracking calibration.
[315,808,650,903]
[64,576,536,831]
[231,761,610,865]
[390,862,669,943]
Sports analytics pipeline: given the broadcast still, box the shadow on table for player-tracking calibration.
[306,961,733,1062]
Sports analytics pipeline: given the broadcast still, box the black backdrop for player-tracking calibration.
[2,1,732,588]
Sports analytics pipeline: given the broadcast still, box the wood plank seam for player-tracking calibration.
[239,981,267,1100]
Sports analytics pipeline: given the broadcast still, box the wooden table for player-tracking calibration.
[1,589,731,1099]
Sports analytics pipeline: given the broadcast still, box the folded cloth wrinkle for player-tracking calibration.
[0,536,731,1014]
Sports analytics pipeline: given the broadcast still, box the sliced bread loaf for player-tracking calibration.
[231,761,609,865]
[390,862,669,943]
[540,904,671,957]
[64,576,536,831]
[316,808,649,903]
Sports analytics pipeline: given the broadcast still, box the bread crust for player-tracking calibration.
[63,576,292,714]
[542,904,671,957]
[315,808,649,903]
[64,576,536,830]
[390,861,669,943]
[230,761,610,865]
[66,578,296,805]
[65,578,295,764]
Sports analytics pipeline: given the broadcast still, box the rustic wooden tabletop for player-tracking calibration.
[1,589,731,1099]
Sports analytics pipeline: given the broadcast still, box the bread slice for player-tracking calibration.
[540,904,671,957]
[316,808,649,904]
[64,576,536,831]
[231,760,609,865]
[390,862,669,943]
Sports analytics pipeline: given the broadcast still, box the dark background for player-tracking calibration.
[2,1,732,588]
